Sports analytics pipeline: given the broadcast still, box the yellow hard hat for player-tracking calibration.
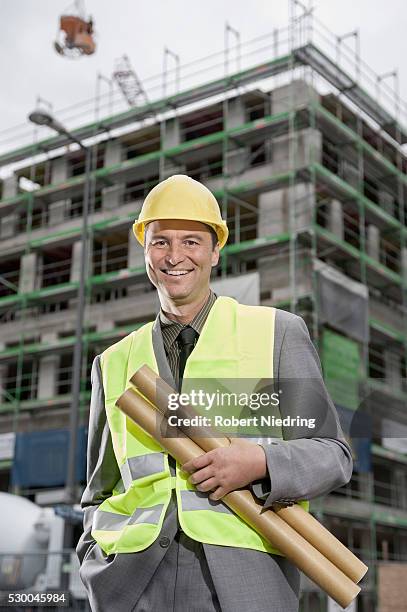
[133,174,229,249]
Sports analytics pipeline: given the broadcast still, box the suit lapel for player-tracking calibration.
[152,315,177,389]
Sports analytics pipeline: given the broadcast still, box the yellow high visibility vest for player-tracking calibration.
[91,296,309,555]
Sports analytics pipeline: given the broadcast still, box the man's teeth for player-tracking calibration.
[164,270,190,275]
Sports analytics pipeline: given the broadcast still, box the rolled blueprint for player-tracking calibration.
[116,386,360,608]
[131,365,368,584]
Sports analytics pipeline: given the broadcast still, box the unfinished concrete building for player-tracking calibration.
[0,13,406,612]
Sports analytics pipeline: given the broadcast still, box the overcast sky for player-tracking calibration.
[1,0,406,154]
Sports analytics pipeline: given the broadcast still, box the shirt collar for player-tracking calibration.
[159,289,217,352]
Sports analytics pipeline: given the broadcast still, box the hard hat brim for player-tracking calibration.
[133,216,229,249]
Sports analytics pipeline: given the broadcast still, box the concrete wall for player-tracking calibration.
[37,352,59,400]
[104,140,122,167]
[271,80,319,115]
[327,199,344,240]
[367,225,380,261]
[383,349,403,391]
[101,185,124,211]
[48,200,68,226]
[128,227,145,269]
[258,250,313,303]
[272,127,322,172]
[70,240,92,283]
[1,175,19,199]
[224,96,248,175]
[51,157,68,184]
[160,117,185,178]
[100,140,125,214]
[340,159,359,189]
[378,189,395,216]
[0,214,18,239]
[257,182,315,238]
[18,253,38,293]
[162,117,180,150]
[257,188,288,237]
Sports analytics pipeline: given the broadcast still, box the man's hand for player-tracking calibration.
[181,439,267,501]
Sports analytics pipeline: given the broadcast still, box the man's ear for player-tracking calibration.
[211,243,220,266]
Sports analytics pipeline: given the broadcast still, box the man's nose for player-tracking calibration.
[165,243,185,266]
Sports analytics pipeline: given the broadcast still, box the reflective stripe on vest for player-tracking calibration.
[119,452,165,489]
[92,296,309,555]
[94,504,164,531]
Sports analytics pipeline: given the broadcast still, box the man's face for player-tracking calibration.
[144,219,220,303]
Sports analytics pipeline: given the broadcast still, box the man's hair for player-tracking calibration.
[208,226,219,250]
[144,223,219,250]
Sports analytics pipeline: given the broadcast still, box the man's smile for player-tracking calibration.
[160,269,194,276]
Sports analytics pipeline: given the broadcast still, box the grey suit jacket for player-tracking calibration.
[76,306,353,612]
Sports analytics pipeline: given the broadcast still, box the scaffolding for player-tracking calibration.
[1,7,407,611]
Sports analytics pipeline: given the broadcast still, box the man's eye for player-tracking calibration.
[153,240,167,246]
[184,240,198,246]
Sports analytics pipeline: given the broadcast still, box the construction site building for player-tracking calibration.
[0,13,406,612]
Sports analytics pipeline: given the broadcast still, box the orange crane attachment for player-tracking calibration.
[54,0,96,58]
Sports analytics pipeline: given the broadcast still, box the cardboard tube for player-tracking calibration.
[131,364,368,584]
[116,387,360,608]
[274,504,367,584]
[130,367,226,449]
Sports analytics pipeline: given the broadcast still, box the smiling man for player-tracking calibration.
[144,218,220,321]
[77,174,353,612]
